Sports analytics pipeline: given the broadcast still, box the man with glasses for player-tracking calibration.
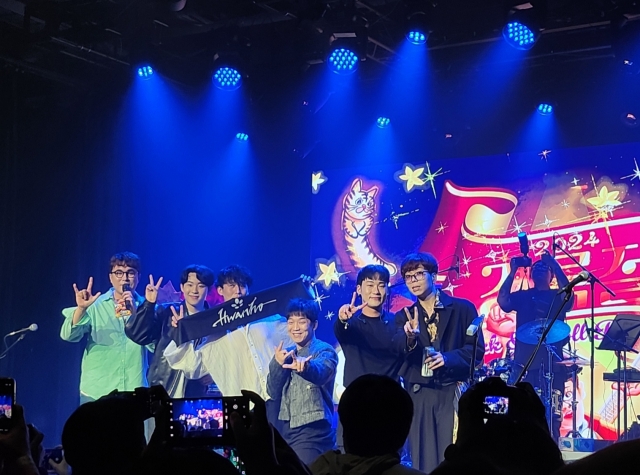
[392,252,483,473]
[60,252,149,404]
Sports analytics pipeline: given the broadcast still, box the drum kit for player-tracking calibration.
[474,318,590,434]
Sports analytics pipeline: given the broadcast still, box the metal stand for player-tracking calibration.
[0,334,26,360]
[553,238,615,439]
[567,364,582,438]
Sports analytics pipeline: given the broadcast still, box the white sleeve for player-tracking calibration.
[163,340,210,380]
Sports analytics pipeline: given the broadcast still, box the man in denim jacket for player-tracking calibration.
[267,298,338,465]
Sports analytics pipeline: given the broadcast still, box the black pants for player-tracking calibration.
[281,419,335,465]
[407,383,457,474]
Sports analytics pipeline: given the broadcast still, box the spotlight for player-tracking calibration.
[537,103,553,115]
[328,47,359,74]
[376,117,390,128]
[236,132,249,141]
[502,4,543,50]
[407,31,427,45]
[137,65,154,79]
[405,8,431,45]
[213,67,242,91]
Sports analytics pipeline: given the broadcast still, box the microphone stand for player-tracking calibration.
[0,333,27,360]
[553,241,616,439]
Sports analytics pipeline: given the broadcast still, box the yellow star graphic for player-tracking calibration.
[398,165,425,192]
[311,172,327,193]
[317,262,341,287]
[586,185,622,211]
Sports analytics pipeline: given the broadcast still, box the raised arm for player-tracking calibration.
[60,278,101,342]
[125,274,164,346]
[391,306,421,354]
[497,258,519,313]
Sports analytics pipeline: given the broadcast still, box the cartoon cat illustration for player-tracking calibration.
[341,178,397,276]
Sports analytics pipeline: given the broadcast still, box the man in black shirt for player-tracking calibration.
[335,265,402,388]
[334,265,403,451]
[497,250,573,438]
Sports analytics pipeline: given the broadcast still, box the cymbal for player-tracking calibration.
[516,319,570,345]
[555,358,590,367]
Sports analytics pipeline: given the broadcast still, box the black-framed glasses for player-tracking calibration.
[110,270,138,279]
[404,270,429,283]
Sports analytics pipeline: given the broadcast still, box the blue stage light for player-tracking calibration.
[503,21,536,50]
[236,132,249,141]
[137,66,154,79]
[213,67,242,91]
[537,103,553,115]
[376,117,390,128]
[406,31,427,45]
[328,48,358,75]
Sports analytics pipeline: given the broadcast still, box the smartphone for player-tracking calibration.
[167,396,249,447]
[42,447,64,473]
[483,395,509,416]
[0,378,15,433]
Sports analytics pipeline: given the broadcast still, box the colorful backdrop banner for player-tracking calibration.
[311,142,640,440]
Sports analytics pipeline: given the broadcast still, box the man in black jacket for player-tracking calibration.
[125,264,215,398]
[392,252,484,474]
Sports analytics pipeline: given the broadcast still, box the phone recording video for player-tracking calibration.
[483,395,509,415]
[0,378,15,433]
[168,396,249,447]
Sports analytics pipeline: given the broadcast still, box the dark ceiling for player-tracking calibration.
[0,0,639,93]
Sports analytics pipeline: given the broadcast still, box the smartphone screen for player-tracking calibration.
[170,398,225,440]
[167,396,249,447]
[0,378,15,433]
[483,395,509,415]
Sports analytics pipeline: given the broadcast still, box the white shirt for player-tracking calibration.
[163,315,291,400]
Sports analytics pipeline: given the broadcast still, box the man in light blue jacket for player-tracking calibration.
[267,298,338,465]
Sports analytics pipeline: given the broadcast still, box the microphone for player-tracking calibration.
[466,314,486,336]
[7,324,38,337]
[557,271,590,295]
[518,232,530,256]
[123,283,131,293]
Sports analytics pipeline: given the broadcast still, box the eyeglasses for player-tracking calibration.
[110,270,138,279]
[404,270,429,283]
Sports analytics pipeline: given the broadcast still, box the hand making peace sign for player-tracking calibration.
[404,306,420,340]
[73,277,101,310]
[338,292,368,322]
[170,305,184,328]
[145,274,164,304]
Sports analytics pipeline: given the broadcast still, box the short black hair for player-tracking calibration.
[215,265,253,288]
[285,298,319,323]
[400,252,438,277]
[109,252,141,273]
[339,375,413,457]
[180,265,215,288]
[356,265,390,286]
